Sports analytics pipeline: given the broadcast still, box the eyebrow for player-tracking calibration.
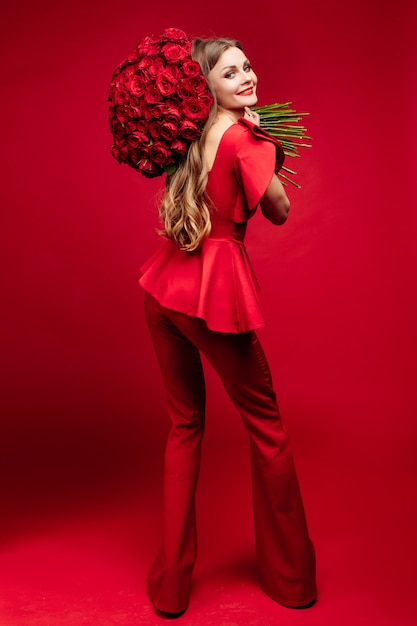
[221,59,251,72]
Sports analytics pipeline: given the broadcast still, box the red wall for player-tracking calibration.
[1,0,416,545]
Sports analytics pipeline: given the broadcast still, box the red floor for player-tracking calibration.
[1,411,416,626]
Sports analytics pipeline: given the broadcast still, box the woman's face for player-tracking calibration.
[207,46,258,112]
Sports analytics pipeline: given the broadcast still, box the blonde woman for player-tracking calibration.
[140,37,317,617]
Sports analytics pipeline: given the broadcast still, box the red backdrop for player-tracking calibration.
[1,1,416,624]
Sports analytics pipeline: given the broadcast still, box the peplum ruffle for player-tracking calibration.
[139,237,265,333]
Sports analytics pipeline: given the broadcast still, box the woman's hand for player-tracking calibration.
[243,107,260,126]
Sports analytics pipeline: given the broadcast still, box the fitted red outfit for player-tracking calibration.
[140,119,317,613]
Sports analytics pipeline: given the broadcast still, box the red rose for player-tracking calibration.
[161,28,189,44]
[156,71,178,97]
[148,58,165,79]
[137,144,149,159]
[128,94,141,107]
[128,105,140,118]
[128,147,140,166]
[136,121,149,134]
[176,81,194,100]
[137,36,160,56]
[199,92,214,105]
[166,93,181,108]
[115,106,130,123]
[144,85,161,104]
[149,121,162,140]
[149,142,172,165]
[151,103,168,119]
[171,139,188,156]
[126,121,148,136]
[110,71,124,88]
[165,107,181,126]
[160,122,179,142]
[114,88,130,105]
[183,75,208,95]
[180,98,211,122]
[142,108,154,122]
[127,131,148,147]
[161,43,188,63]
[111,121,125,139]
[111,142,128,162]
[125,120,137,132]
[138,57,152,70]
[127,135,140,149]
[135,130,149,144]
[181,60,202,77]
[165,64,182,80]
[129,105,145,119]
[138,159,160,177]
[128,76,146,97]
[118,67,134,85]
[179,120,200,140]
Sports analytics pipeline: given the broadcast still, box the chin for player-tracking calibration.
[245,93,258,107]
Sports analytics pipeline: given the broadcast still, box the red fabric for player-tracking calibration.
[139,118,285,333]
[233,118,285,214]
[144,293,316,613]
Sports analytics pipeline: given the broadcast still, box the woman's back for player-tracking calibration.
[203,118,234,172]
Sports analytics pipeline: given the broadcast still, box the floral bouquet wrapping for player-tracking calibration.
[108,28,213,178]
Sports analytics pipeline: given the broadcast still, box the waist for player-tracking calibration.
[208,221,247,244]
[205,236,245,247]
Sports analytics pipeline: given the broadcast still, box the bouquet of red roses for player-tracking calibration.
[109,28,311,185]
[108,28,213,178]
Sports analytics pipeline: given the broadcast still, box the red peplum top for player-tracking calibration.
[139,118,285,333]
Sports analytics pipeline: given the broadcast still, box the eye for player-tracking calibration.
[224,71,235,79]
[244,64,252,72]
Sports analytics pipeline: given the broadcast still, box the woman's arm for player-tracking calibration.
[260,174,290,225]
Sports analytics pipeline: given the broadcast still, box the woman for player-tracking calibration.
[139,37,317,617]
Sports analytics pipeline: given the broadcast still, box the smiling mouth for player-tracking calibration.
[237,87,254,96]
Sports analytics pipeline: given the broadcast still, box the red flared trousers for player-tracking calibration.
[144,292,317,613]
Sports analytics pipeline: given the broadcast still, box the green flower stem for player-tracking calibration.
[253,102,311,187]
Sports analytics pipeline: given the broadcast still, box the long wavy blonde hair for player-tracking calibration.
[159,37,242,252]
